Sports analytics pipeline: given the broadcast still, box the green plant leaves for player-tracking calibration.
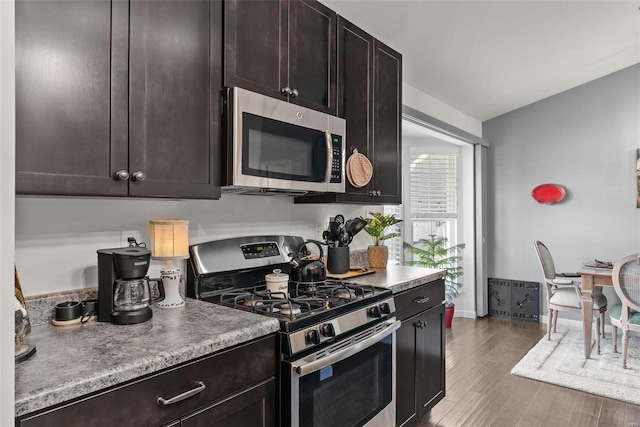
[361,212,403,246]
[403,234,465,304]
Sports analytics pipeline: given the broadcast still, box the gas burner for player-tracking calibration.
[279,303,302,316]
[243,299,264,308]
[334,288,357,300]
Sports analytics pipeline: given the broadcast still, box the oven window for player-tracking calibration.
[298,335,393,427]
[242,112,327,182]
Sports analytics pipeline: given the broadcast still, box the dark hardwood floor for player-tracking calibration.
[419,316,640,426]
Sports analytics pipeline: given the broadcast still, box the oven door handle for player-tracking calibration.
[291,319,401,376]
[325,131,333,183]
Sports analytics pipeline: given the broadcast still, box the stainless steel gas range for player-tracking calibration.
[187,235,399,427]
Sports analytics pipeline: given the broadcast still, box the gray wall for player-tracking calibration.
[483,64,640,320]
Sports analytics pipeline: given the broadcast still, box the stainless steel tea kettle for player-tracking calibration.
[289,240,326,283]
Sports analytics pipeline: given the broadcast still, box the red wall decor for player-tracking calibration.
[531,183,566,205]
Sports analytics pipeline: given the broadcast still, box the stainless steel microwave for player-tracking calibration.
[221,87,346,195]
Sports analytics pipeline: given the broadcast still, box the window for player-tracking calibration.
[386,150,458,265]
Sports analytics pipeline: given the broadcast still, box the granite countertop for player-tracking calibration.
[15,265,443,418]
[351,264,446,293]
[15,299,280,417]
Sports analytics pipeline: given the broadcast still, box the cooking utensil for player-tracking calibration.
[289,240,327,283]
[343,218,368,245]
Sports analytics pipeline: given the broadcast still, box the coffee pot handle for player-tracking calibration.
[149,277,166,303]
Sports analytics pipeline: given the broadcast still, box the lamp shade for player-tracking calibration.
[149,219,189,260]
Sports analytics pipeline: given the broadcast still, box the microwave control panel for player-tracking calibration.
[330,135,342,183]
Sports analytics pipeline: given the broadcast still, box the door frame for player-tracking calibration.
[402,105,489,317]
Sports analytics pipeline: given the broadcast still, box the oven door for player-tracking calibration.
[284,319,400,427]
[228,87,345,193]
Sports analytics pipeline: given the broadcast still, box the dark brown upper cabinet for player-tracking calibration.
[224,0,337,115]
[296,17,402,205]
[16,0,221,199]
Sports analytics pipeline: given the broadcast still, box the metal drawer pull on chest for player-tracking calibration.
[413,296,430,304]
[157,381,206,406]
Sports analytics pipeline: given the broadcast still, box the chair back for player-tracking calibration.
[612,254,640,313]
[534,241,556,281]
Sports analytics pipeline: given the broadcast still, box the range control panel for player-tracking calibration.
[241,242,281,259]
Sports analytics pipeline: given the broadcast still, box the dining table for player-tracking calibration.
[578,265,614,358]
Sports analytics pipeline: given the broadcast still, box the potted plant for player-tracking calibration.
[404,235,465,327]
[362,212,403,268]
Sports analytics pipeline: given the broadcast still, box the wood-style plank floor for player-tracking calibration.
[419,316,640,427]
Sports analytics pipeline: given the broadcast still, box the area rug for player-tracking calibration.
[511,327,640,405]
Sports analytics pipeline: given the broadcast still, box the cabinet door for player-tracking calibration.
[224,0,288,102]
[372,40,402,204]
[288,0,337,114]
[129,0,221,199]
[336,17,373,201]
[181,378,276,427]
[396,317,419,427]
[417,305,446,416]
[16,0,128,196]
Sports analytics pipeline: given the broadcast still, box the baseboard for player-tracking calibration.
[454,309,477,319]
[539,315,639,337]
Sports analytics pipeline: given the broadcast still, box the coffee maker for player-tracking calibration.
[97,245,156,325]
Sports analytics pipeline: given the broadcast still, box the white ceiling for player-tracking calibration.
[322,0,640,122]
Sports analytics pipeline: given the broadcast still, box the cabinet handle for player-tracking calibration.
[131,171,146,182]
[291,88,299,98]
[281,86,293,96]
[157,381,206,406]
[114,170,130,181]
[414,321,429,329]
[376,190,381,196]
[413,296,430,304]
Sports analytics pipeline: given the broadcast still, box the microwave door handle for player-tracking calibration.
[291,319,400,377]
[325,131,333,183]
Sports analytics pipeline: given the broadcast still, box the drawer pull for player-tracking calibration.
[413,296,430,304]
[157,381,206,406]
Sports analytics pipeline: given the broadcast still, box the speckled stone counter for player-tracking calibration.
[350,265,446,293]
[15,298,280,417]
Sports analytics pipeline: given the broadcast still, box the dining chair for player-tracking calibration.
[610,254,640,368]
[534,241,607,354]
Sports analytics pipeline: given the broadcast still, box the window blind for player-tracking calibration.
[410,153,457,218]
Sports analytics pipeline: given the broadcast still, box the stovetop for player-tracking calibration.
[187,235,396,355]
[201,279,392,332]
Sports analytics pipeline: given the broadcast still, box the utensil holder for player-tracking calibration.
[327,246,350,274]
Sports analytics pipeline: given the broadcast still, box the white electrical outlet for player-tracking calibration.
[120,230,141,247]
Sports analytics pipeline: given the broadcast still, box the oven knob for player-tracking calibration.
[379,302,391,315]
[306,329,321,345]
[320,323,335,337]
[368,306,382,318]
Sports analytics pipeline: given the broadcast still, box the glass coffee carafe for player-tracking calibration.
[113,277,151,313]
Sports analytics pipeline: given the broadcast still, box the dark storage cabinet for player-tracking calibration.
[296,17,402,205]
[224,0,337,115]
[395,279,446,427]
[16,335,277,427]
[16,0,221,199]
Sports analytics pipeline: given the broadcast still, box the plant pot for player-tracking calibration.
[367,245,388,268]
[445,304,455,328]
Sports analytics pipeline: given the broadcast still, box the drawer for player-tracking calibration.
[394,279,444,321]
[17,335,276,427]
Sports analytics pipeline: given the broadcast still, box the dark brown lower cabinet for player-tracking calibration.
[395,280,446,427]
[16,335,276,427]
[181,378,275,427]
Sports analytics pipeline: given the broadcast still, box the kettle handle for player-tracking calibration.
[293,239,324,261]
